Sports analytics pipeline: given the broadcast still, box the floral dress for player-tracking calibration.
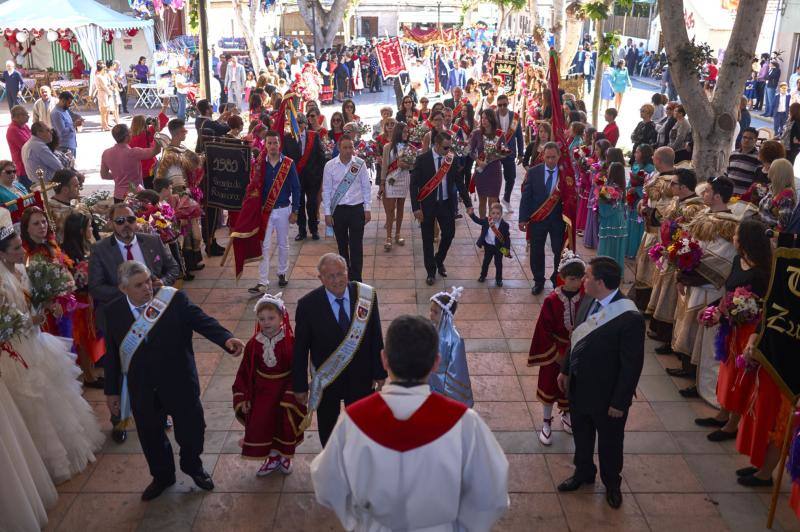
[758,188,796,231]
[468,130,503,197]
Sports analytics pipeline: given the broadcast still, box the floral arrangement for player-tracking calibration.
[590,161,608,186]
[81,189,110,209]
[572,145,592,172]
[719,286,762,326]
[72,260,90,291]
[594,185,621,205]
[407,120,429,144]
[354,121,372,138]
[648,243,667,269]
[452,136,470,157]
[321,137,335,158]
[481,134,511,163]
[397,144,418,170]
[143,203,179,244]
[26,256,74,311]
[0,302,29,368]
[742,182,768,205]
[626,170,647,209]
[666,230,703,272]
[355,139,379,168]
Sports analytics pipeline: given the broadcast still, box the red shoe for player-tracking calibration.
[279,457,293,475]
[257,456,280,477]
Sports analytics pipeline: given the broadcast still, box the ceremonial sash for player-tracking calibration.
[449,123,461,139]
[262,157,293,221]
[489,223,505,245]
[453,98,468,119]
[570,298,639,354]
[417,153,454,202]
[300,282,375,431]
[295,131,316,175]
[330,158,366,212]
[387,155,399,175]
[116,287,178,430]
[504,112,519,144]
[527,185,562,224]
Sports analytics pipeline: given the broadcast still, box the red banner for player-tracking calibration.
[375,38,408,80]
[400,26,458,45]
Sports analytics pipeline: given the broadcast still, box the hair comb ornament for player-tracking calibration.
[558,248,585,272]
[430,286,464,315]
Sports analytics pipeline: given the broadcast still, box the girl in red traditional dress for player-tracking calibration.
[695,219,771,442]
[233,293,306,476]
[527,250,585,445]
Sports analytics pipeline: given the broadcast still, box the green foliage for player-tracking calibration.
[493,0,527,11]
[598,31,621,66]
[187,0,199,32]
[673,38,713,75]
[583,0,634,20]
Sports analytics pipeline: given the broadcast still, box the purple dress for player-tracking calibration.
[469,130,503,197]
[583,169,601,249]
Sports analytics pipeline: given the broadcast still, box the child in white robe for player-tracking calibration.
[310,314,509,532]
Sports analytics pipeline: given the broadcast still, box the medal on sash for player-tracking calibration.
[327,158,366,237]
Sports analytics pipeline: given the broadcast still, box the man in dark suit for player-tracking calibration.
[518,142,565,295]
[557,256,645,509]
[496,94,525,209]
[410,132,473,285]
[292,253,386,446]
[443,86,473,117]
[104,261,244,501]
[89,202,180,443]
[282,112,327,241]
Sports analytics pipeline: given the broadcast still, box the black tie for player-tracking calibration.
[436,156,444,201]
[336,297,350,331]
[589,300,601,316]
[545,169,555,193]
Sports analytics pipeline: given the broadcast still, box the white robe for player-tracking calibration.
[310,384,509,532]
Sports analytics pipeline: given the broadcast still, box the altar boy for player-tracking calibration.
[310,315,509,531]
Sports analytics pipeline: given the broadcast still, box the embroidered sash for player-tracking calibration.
[387,155,399,175]
[299,282,375,431]
[504,112,519,144]
[527,185,562,224]
[417,152,454,202]
[295,131,316,174]
[330,158,366,212]
[453,98,468,119]
[262,156,293,225]
[116,287,178,429]
[489,223,505,245]
[570,298,639,354]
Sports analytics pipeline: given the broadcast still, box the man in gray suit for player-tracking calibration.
[89,202,180,443]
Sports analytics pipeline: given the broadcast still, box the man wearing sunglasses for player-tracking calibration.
[89,202,180,443]
[495,94,524,213]
[410,132,473,286]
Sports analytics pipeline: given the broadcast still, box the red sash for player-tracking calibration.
[503,112,519,144]
[295,131,316,174]
[527,186,562,224]
[417,153,454,201]
[387,156,399,175]
[489,222,505,245]
[449,124,461,138]
[453,98,468,118]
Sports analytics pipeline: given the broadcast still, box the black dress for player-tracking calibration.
[725,255,770,298]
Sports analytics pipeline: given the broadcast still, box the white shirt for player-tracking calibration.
[322,155,372,215]
[778,92,788,113]
[311,384,509,532]
[325,288,350,320]
[498,111,510,132]
[485,217,503,246]
[591,288,620,314]
[126,296,151,318]
[116,235,146,264]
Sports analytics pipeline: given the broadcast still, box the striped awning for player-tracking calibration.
[51,40,114,72]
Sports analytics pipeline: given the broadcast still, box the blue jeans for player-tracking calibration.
[764,86,777,116]
[177,93,187,120]
[774,111,788,135]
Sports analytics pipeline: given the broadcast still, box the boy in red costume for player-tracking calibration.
[233,293,306,476]
[528,249,585,445]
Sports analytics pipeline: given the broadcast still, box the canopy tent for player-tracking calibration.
[0,0,154,87]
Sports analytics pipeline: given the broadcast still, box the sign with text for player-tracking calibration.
[493,53,518,95]
[755,246,800,399]
[204,140,251,211]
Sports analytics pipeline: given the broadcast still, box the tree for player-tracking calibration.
[559,1,584,77]
[659,0,768,178]
[232,0,267,73]
[551,0,564,51]
[297,0,351,52]
[494,0,527,35]
[342,0,360,44]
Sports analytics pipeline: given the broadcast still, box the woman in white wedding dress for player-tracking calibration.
[0,225,104,485]
[0,374,58,531]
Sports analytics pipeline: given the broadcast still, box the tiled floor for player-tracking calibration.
[45,196,800,531]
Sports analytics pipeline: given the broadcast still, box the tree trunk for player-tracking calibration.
[498,5,508,34]
[551,0,564,52]
[559,4,582,77]
[232,0,266,73]
[658,0,768,179]
[591,18,604,126]
[529,0,538,25]
[298,0,351,52]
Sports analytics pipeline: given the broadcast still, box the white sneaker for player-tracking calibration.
[279,457,292,475]
[501,199,514,213]
[561,413,573,435]
[257,455,280,477]
[539,421,553,446]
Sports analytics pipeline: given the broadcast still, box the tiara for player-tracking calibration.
[558,248,585,272]
[254,292,285,313]
[430,286,464,314]
[0,225,14,242]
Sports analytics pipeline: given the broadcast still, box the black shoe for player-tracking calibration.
[111,429,127,444]
[426,276,435,286]
[278,274,288,287]
[707,429,737,442]
[189,262,205,272]
[183,271,195,281]
[736,466,759,477]
[679,385,699,398]
[666,367,692,377]
[83,376,105,389]
[295,233,307,241]
[694,417,727,428]
[557,475,595,492]
[437,265,448,278]
[606,487,623,509]
[311,233,320,241]
[190,469,214,491]
[455,213,463,219]
[478,276,486,283]
[737,474,773,487]
[206,243,225,257]
[495,279,503,287]
[655,344,674,355]
[532,283,544,295]
[141,478,175,501]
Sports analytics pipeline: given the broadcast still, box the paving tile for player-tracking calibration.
[684,454,780,493]
[138,491,205,532]
[634,493,728,531]
[471,375,524,402]
[467,352,517,375]
[510,353,538,376]
[558,492,649,530]
[544,453,632,493]
[623,455,704,493]
[506,454,555,492]
[625,401,666,431]
[282,454,315,493]
[709,492,782,532]
[193,493,280,532]
[57,493,148,532]
[272,493,344,532]
[43,492,76,531]
[473,402,535,431]
[492,493,568,531]
[637,375,682,402]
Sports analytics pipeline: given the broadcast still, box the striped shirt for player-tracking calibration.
[727,148,762,196]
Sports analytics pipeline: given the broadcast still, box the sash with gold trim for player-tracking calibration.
[299,282,375,431]
[226,155,294,279]
[489,222,512,258]
[527,186,562,224]
[295,131,316,175]
[453,97,468,118]
[504,112,520,144]
[417,152,454,202]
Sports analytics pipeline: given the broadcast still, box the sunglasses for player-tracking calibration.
[332,118,343,122]
[441,145,451,151]
[114,216,138,225]
[2,169,16,174]
[497,103,508,107]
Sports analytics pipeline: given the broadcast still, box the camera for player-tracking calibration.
[145,116,159,127]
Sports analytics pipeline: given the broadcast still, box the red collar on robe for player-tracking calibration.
[346,391,467,452]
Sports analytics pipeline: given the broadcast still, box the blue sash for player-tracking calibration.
[330,157,366,212]
[299,282,375,431]
[116,287,178,430]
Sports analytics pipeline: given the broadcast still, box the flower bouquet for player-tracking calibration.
[321,137,335,158]
[573,145,592,172]
[452,136,470,157]
[666,230,703,272]
[356,140,379,168]
[144,203,180,244]
[0,302,29,368]
[72,260,90,291]
[719,286,762,326]
[648,243,667,269]
[595,185,621,204]
[742,182,768,205]
[354,121,372,137]
[482,135,511,163]
[393,144,418,181]
[407,120,429,144]
[26,256,74,311]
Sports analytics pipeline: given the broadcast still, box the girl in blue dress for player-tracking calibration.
[626,144,655,258]
[428,287,473,407]
[610,60,632,110]
[597,161,628,269]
